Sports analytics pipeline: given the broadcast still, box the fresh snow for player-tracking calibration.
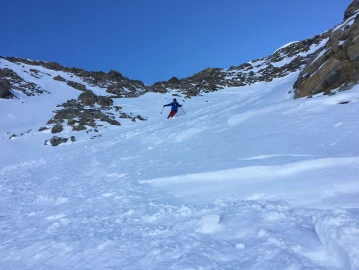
[1,59,359,269]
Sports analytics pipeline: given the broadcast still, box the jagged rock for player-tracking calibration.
[294,5,359,98]
[50,136,68,146]
[0,78,11,98]
[101,117,120,126]
[54,108,81,119]
[96,96,113,107]
[51,124,63,133]
[67,80,86,91]
[3,56,149,97]
[78,90,97,105]
[135,115,146,121]
[108,70,123,80]
[47,118,64,125]
[54,75,66,82]
[38,126,50,131]
[344,0,359,20]
[72,125,87,131]
[0,67,49,96]
[70,136,76,142]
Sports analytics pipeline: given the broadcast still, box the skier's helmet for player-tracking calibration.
[173,98,177,101]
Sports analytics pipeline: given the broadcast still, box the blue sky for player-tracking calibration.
[1,0,352,84]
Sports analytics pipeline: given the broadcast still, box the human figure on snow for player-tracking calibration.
[163,98,183,119]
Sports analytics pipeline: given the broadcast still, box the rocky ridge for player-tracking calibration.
[151,33,329,97]
[1,57,148,98]
[1,1,359,102]
[294,0,359,98]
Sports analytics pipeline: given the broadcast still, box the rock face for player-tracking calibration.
[344,0,359,20]
[0,78,11,97]
[294,0,359,98]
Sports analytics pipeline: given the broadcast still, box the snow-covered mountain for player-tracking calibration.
[1,1,359,270]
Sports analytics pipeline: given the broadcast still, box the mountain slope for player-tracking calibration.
[1,1,359,269]
[1,70,359,269]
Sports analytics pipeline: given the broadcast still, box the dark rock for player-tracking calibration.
[54,75,66,82]
[54,108,81,119]
[51,124,63,133]
[101,117,120,126]
[70,136,76,142]
[47,118,64,125]
[344,0,359,20]
[78,90,97,105]
[67,80,86,91]
[72,125,87,131]
[294,10,359,98]
[50,136,68,146]
[96,96,113,107]
[38,126,50,131]
[0,78,11,98]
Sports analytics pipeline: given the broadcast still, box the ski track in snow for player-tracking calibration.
[1,60,359,269]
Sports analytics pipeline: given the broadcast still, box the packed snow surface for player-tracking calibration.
[1,60,359,269]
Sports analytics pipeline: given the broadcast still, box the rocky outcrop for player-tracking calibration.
[294,1,359,98]
[45,90,146,137]
[53,75,66,82]
[0,78,11,98]
[78,90,97,105]
[78,90,114,106]
[344,0,359,20]
[51,124,63,133]
[67,80,86,91]
[0,67,49,97]
[2,57,148,98]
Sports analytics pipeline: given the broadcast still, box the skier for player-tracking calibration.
[163,98,183,119]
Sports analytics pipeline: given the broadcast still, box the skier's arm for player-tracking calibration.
[163,102,172,107]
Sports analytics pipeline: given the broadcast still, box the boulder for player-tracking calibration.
[0,78,11,98]
[54,108,81,119]
[50,136,68,146]
[51,124,63,133]
[78,90,97,105]
[53,75,66,82]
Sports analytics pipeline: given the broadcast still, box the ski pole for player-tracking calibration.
[161,107,164,114]
[181,107,186,114]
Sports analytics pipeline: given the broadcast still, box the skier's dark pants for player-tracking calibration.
[168,110,177,119]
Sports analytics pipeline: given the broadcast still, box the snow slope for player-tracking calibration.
[1,63,359,269]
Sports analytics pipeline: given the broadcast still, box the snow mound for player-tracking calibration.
[314,208,359,269]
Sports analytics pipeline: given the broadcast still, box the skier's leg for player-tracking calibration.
[167,111,176,119]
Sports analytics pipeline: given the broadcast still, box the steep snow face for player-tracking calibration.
[1,67,359,269]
